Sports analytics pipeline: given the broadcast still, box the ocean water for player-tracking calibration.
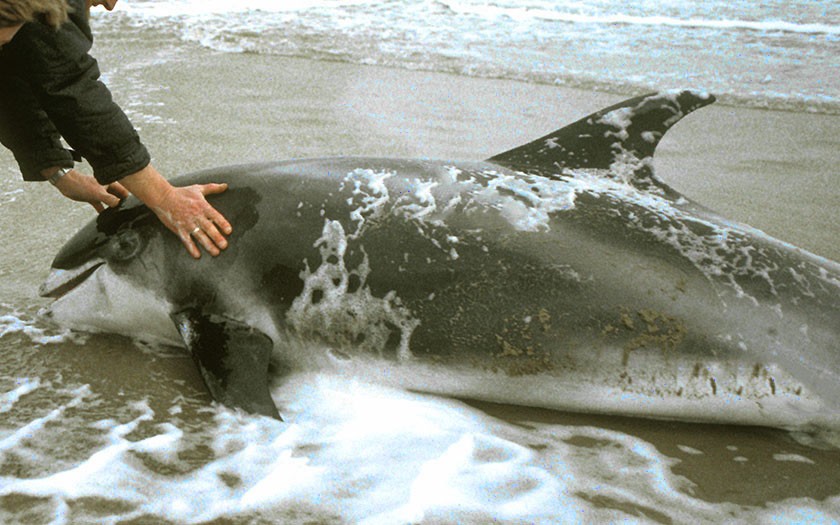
[2,1,840,523]
[109,0,840,114]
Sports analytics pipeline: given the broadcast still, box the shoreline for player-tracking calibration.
[180,51,840,117]
[304,59,840,117]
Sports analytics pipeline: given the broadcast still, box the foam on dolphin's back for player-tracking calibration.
[287,217,420,363]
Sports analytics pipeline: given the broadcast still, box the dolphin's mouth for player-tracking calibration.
[39,259,106,299]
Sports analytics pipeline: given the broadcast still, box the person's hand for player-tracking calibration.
[120,164,232,259]
[52,169,129,213]
[149,183,233,259]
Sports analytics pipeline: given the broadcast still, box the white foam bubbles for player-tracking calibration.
[0,311,83,346]
[274,374,586,523]
[443,1,840,35]
[468,169,576,232]
[93,0,840,115]
[773,453,816,465]
[0,378,41,414]
[1,370,839,522]
[288,218,419,362]
[0,188,23,207]
[346,168,394,236]
[0,384,92,455]
[390,433,570,524]
[115,0,372,18]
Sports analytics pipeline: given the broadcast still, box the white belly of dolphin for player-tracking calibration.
[272,337,833,429]
[46,266,180,347]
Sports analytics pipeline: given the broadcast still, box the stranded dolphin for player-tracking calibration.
[40,90,840,428]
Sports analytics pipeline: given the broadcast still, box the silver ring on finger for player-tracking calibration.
[191,227,201,236]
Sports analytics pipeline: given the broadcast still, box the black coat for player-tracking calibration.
[0,0,150,184]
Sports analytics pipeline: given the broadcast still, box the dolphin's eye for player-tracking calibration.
[108,229,143,262]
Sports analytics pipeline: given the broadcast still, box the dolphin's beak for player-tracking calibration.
[39,259,106,298]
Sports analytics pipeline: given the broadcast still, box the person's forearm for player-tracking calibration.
[119,163,174,209]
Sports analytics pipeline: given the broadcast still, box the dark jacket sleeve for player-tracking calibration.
[0,72,75,181]
[0,0,151,184]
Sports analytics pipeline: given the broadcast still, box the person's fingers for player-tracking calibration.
[194,184,233,236]
[179,230,202,259]
[198,217,228,251]
[191,226,220,257]
[199,183,228,197]
[91,201,105,213]
[108,182,130,200]
[206,206,233,235]
[99,189,122,208]
[151,184,233,259]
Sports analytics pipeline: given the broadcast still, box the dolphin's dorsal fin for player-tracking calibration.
[487,90,715,183]
[171,308,282,421]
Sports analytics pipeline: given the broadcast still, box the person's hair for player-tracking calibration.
[0,0,69,29]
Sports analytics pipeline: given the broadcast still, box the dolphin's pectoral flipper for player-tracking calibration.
[487,90,716,179]
[170,308,282,421]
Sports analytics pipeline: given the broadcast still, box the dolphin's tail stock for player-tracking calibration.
[487,90,716,192]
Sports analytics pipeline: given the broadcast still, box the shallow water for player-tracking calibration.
[2,6,840,523]
[112,0,840,114]
[2,323,840,523]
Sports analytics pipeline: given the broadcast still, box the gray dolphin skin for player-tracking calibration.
[40,91,840,428]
